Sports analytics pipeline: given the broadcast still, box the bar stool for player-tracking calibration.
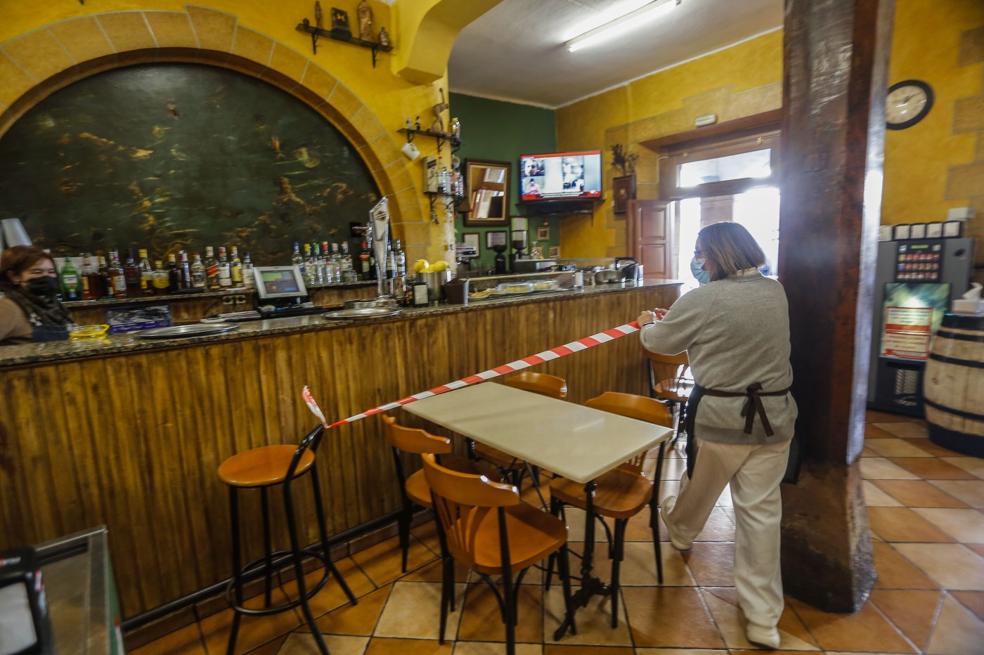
[644,350,693,463]
[217,425,357,655]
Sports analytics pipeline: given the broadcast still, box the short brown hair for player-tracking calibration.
[0,245,55,289]
[697,222,766,281]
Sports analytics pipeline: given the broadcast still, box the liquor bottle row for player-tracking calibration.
[292,239,407,286]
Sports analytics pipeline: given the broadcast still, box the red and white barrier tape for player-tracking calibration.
[303,320,643,430]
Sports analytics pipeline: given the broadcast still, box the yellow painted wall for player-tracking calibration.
[882,0,984,225]
[0,0,467,263]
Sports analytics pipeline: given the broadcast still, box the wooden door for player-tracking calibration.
[629,199,674,280]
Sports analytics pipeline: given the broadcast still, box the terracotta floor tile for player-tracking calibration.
[621,586,725,648]
[374,581,466,640]
[625,505,661,541]
[544,646,634,654]
[277,633,369,655]
[950,590,984,621]
[860,458,920,480]
[412,521,444,556]
[869,589,944,650]
[872,542,939,590]
[930,480,984,508]
[925,594,984,654]
[542,585,632,646]
[454,642,542,654]
[867,425,899,439]
[866,411,917,423]
[456,581,542,643]
[700,587,818,651]
[569,539,694,587]
[684,542,735,587]
[245,636,288,655]
[890,458,979,480]
[872,480,968,508]
[786,597,914,653]
[864,480,904,507]
[942,457,984,479]
[634,650,729,655]
[911,508,984,543]
[866,438,934,458]
[401,558,472,585]
[874,422,929,439]
[861,447,879,458]
[867,507,955,543]
[130,623,205,655]
[278,558,375,619]
[305,586,391,636]
[200,588,302,655]
[364,637,453,655]
[902,438,958,457]
[893,544,984,590]
[694,506,736,542]
[351,535,438,587]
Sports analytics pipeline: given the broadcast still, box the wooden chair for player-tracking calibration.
[381,414,483,574]
[546,391,674,627]
[474,371,568,485]
[644,350,693,442]
[422,453,577,655]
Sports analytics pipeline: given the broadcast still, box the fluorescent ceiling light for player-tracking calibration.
[565,0,681,53]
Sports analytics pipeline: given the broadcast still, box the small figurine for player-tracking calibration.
[331,7,351,38]
[450,116,461,139]
[357,0,373,41]
[315,1,324,29]
[378,26,390,48]
[430,87,448,133]
[414,115,421,131]
[405,117,413,131]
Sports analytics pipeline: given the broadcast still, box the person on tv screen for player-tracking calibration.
[525,177,540,195]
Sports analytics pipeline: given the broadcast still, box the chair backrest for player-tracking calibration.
[283,424,325,490]
[382,415,453,455]
[585,391,673,470]
[502,371,568,399]
[421,452,518,570]
[643,349,689,390]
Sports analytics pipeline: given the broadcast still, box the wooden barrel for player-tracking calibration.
[923,312,984,457]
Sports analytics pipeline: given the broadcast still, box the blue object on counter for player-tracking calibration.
[31,326,69,342]
[106,304,172,334]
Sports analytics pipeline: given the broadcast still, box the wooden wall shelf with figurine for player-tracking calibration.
[295,20,392,66]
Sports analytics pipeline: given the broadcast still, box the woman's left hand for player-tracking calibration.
[637,310,656,327]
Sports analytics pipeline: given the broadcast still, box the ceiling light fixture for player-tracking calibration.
[565,0,681,53]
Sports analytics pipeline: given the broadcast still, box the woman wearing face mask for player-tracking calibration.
[636,222,796,650]
[0,245,74,344]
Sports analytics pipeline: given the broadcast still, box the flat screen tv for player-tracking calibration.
[519,150,602,202]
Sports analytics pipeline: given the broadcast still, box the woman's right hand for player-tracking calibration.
[652,308,668,321]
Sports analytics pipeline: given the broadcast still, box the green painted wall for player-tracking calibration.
[451,93,558,272]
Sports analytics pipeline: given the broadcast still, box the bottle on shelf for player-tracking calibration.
[230,246,243,287]
[80,253,95,301]
[340,242,355,282]
[303,243,316,286]
[123,249,141,295]
[217,246,232,288]
[167,253,181,293]
[109,251,127,299]
[138,248,154,295]
[94,255,111,299]
[315,241,327,285]
[241,252,255,290]
[394,240,407,278]
[291,241,304,271]
[152,260,170,294]
[358,240,371,280]
[190,253,206,289]
[59,257,80,301]
[385,243,396,280]
[204,246,220,290]
[322,241,334,284]
[179,250,193,289]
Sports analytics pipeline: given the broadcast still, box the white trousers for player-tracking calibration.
[665,438,791,628]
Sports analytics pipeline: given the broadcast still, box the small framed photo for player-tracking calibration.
[910,223,927,239]
[926,222,943,238]
[462,232,480,252]
[486,230,508,249]
[942,220,963,238]
[612,175,636,215]
[548,245,560,258]
[536,225,550,241]
[893,224,911,240]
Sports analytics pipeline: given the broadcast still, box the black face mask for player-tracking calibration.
[24,275,60,297]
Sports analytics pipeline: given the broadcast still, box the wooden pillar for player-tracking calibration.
[777,0,894,611]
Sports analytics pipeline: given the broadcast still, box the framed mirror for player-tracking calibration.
[463,159,510,226]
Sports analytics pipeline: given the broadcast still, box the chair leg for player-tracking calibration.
[260,487,274,608]
[310,468,357,606]
[397,501,412,573]
[285,482,329,655]
[544,496,563,591]
[438,558,450,644]
[226,488,243,655]
[610,519,628,629]
[557,544,577,636]
[651,442,666,585]
[501,571,516,655]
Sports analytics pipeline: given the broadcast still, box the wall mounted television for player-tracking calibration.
[519,150,602,202]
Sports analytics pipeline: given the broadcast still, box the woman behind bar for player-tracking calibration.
[0,245,73,344]
[637,222,796,650]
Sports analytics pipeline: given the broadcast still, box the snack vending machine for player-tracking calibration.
[867,236,974,416]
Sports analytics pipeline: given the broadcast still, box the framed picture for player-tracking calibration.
[486,230,508,249]
[612,175,636,215]
[548,245,560,258]
[462,232,480,252]
[536,225,550,241]
[463,159,511,226]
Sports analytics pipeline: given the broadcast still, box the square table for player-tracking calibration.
[404,382,673,638]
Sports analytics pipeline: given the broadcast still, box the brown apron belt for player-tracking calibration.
[697,382,790,436]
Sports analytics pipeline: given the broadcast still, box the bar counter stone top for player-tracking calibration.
[0,279,681,368]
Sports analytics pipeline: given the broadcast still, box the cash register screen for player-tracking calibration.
[0,582,38,653]
[254,266,308,300]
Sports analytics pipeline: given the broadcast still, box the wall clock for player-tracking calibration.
[886,79,934,130]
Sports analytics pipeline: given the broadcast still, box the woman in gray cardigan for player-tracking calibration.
[638,222,797,650]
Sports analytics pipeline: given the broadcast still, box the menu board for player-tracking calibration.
[879,282,950,360]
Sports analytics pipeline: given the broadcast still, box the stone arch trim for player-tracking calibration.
[0,6,419,224]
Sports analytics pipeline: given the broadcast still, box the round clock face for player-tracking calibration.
[886,80,933,130]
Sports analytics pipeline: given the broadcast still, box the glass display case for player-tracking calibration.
[464,270,579,302]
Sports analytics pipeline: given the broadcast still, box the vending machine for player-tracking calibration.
[867,235,974,415]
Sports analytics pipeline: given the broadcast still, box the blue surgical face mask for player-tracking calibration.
[690,257,711,285]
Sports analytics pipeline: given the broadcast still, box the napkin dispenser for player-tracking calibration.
[0,548,53,655]
[953,283,983,314]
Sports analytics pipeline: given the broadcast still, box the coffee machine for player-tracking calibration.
[510,229,527,268]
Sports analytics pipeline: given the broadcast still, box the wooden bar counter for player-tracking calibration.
[0,280,680,620]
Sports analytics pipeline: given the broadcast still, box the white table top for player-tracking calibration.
[403,383,672,484]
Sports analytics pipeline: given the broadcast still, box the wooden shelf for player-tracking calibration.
[295,21,392,66]
[399,127,461,153]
